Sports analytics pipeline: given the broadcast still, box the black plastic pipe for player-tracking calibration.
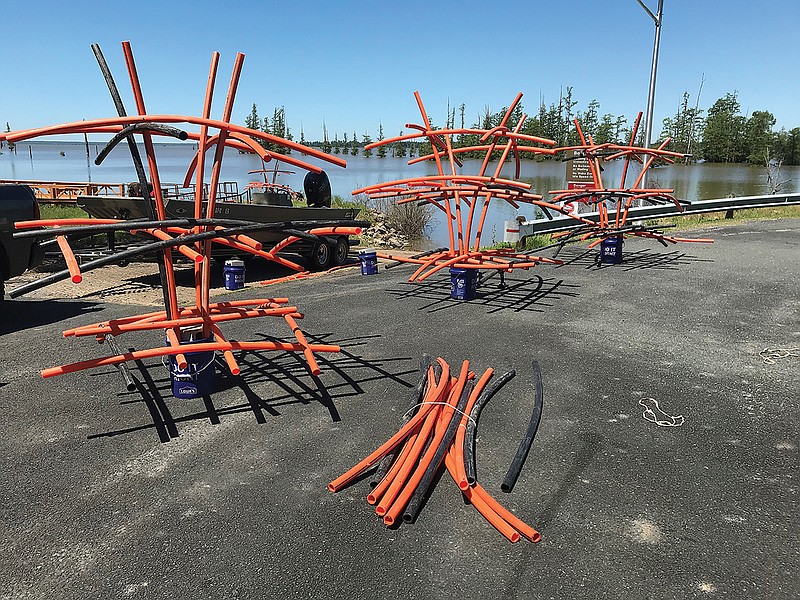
[463,369,516,486]
[95,123,188,165]
[369,354,432,488]
[402,378,474,524]
[9,221,291,298]
[500,361,544,493]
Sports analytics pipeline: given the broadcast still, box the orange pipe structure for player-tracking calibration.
[353,92,567,283]
[4,115,347,168]
[4,41,356,399]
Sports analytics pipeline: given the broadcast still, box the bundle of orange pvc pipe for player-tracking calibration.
[328,356,540,544]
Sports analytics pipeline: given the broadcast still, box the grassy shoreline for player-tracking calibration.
[645,205,800,231]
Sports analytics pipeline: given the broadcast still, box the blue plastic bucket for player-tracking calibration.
[450,267,478,300]
[167,329,216,398]
[358,248,378,276]
[600,235,623,264]
[223,259,246,290]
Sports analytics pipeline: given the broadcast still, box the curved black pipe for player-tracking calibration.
[402,379,473,524]
[8,221,308,298]
[500,361,544,493]
[369,354,432,488]
[95,123,188,166]
[463,369,516,486]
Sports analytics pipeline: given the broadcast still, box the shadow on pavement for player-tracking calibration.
[0,299,104,335]
[553,246,714,271]
[386,272,581,314]
[86,332,417,443]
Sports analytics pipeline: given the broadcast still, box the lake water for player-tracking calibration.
[2,140,798,247]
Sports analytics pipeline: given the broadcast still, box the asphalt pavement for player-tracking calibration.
[1,219,797,599]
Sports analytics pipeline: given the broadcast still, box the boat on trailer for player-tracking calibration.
[76,170,361,269]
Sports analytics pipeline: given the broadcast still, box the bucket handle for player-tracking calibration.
[162,352,217,379]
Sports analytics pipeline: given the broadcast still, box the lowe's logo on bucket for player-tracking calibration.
[179,385,198,395]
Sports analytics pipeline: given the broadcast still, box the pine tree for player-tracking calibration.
[321,121,331,154]
[376,123,387,158]
[362,132,372,157]
[393,130,407,157]
[245,104,260,131]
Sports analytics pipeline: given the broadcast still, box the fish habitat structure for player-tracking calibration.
[355,93,715,281]
[2,41,367,392]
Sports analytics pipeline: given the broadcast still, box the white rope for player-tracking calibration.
[639,397,684,427]
[760,347,799,365]
[402,401,477,428]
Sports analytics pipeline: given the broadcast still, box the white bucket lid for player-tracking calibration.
[225,259,245,267]
[359,248,376,255]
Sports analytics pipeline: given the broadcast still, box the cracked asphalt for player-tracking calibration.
[1,219,797,599]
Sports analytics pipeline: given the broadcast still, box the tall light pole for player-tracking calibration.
[636,0,664,188]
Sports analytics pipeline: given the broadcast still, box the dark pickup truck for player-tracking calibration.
[0,184,44,301]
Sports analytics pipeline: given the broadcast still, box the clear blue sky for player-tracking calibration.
[2,1,798,142]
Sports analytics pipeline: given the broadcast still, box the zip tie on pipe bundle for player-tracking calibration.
[402,401,477,429]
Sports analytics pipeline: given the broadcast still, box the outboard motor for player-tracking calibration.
[304,170,332,208]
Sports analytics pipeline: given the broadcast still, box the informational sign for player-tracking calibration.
[565,149,594,183]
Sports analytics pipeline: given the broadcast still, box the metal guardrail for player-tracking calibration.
[519,193,800,238]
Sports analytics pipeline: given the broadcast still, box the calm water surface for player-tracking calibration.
[2,140,798,246]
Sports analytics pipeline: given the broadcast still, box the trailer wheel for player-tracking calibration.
[332,236,349,266]
[308,241,332,270]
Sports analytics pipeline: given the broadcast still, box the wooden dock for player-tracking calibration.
[0,179,126,203]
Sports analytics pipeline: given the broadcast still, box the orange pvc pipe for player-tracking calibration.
[443,447,519,543]
[62,299,293,337]
[7,116,348,168]
[200,53,245,322]
[382,360,468,526]
[414,251,483,282]
[283,313,321,376]
[122,42,181,321]
[192,51,220,310]
[54,234,82,284]
[452,368,493,491]
[620,111,643,188]
[367,425,422,506]
[68,306,299,337]
[165,327,188,371]
[208,323,240,376]
[471,483,540,543]
[41,340,340,378]
[375,402,442,517]
[15,218,122,229]
[328,359,451,492]
[138,228,204,263]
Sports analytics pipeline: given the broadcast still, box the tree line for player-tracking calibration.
[245,90,799,166]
